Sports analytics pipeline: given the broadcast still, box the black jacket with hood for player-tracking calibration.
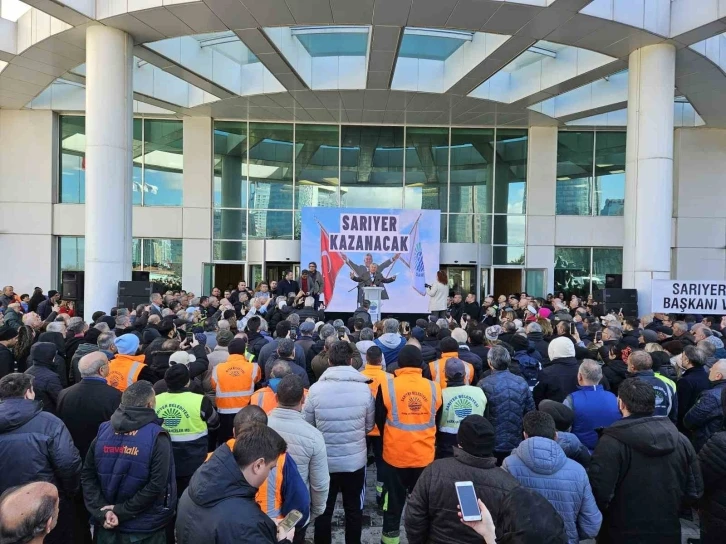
[37,331,68,387]
[698,426,726,541]
[25,342,64,414]
[589,415,703,544]
[176,443,285,544]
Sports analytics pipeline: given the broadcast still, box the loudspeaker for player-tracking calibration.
[117,281,153,298]
[594,288,637,304]
[61,270,84,301]
[132,270,150,282]
[117,296,148,310]
[605,274,623,289]
[601,302,639,317]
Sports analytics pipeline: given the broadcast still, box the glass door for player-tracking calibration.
[445,266,477,296]
[525,269,547,298]
[202,263,215,296]
[480,267,490,299]
[249,264,264,291]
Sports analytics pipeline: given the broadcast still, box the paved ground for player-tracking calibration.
[304,464,701,544]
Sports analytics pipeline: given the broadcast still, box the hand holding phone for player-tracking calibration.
[455,481,482,522]
[277,509,302,534]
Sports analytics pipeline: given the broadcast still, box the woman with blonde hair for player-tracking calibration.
[536,316,554,339]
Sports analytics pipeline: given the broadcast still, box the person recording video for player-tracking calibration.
[425,270,449,319]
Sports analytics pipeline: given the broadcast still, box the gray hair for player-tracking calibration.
[578,359,602,384]
[161,308,174,317]
[359,328,374,341]
[258,318,268,332]
[673,321,688,335]
[487,345,511,371]
[332,319,345,329]
[526,322,542,334]
[277,338,295,358]
[67,317,86,335]
[629,350,653,371]
[383,318,399,334]
[115,315,130,327]
[97,332,116,351]
[503,321,516,334]
[320,324,336,340]
[451,328,467,344]
[94,322,110,333]
[436,318,448,330]
[697,340,716,358]
[189,297,200,307]
[79,354,108,378]
[217,320,230,331]
[604,327,622,341]
[270,360,291,378]
[46,321,65,334]
[287,314,300,327]
[324,334,338,349]
[684,345,707,366]
[304,296,315,308]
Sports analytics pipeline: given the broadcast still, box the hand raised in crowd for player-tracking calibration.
[458,499,495,544]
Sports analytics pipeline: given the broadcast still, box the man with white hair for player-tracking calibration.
[64,317,88,366]
[374,318,406,365]
[293,296,325,322]
[450,328,483,381]
[685,359,726,451]
[563,360,621,452]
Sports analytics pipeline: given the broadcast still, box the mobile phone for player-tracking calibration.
[570,323,576,335]
[462,313,469,321]
[278,509,303,533]
[337,326,346,339]
[186,330,194,341]
[290,327,298,341]
[594,331,602,343]
[455,481,481,522]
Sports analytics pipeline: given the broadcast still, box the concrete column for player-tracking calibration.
[623,44,676,313]
[84,26,133,317]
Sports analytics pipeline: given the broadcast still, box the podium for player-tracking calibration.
[363,286,384,322]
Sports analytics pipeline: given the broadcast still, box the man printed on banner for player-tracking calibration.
[344,252,400,279]
[350,262,399,306]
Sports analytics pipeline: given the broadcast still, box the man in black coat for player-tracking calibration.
[24,342,63,415]
[57,352,121,544]
[275,270,300,298]
[698,411,726,544]
[350,263,397,305]
[589,378,703,544]
[0,326,18,378]
[404,415,520,544]
[533,337,580,406]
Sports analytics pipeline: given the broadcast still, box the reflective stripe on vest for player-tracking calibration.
[255,453,285,519]
[385,375,437,432]
[127,362,141,388]
[431,359,472,387]
[156,391,208,442]
[212,362,259,413]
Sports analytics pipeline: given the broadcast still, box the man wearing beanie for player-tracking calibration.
[435,358,487,459]
[376,344,442,544]
[209,337,260,444]
[533,336,581,406]
[156,364,219,498]
[105,333,155,393]
[404,415,520,544]
[538,400,591,468]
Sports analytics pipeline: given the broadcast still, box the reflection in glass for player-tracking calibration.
[493,246,525,265]
[59,237,85,271]
[449,128,494,214]
[60,116,86,204]
[141,120,183,206]
[295,124,339,209]
[494,129,527,214]
[556,132,594,215]
[554,247,591,296]
[143,239,183,282]
[249,210,293,240]
[448,214,491,243]
[213,122,248,208]
[404,127,448,211]
[214,209,247,241]
[340,126,404,208]
[493,215,525,246]
[594,132,626,216]
[525,269,546,298]
[214,241,247,261]
[592,248,623,292]
[248,123,294,210]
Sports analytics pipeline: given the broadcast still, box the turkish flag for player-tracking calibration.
[320,229,344,306]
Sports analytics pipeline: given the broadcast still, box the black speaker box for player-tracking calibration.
[61,270,84,301]
[117,296,149,310]
[132,270,150,282]
[601,302,639,317]
[605,274,623,289]
[118,281,153,297]
[594,288,637,304]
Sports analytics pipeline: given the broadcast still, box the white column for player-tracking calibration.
[84,26,133,317]
[622,44,676,314]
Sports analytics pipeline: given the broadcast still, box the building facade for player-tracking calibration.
[1,0,726,315]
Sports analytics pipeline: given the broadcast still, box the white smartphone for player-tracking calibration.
[278,509,303,533]
[455,481,482,522]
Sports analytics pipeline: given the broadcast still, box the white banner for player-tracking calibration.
[651,280,726,313]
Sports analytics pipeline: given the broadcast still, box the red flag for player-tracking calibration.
[320,227,344,306]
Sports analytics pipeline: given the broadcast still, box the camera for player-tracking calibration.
[424,283,431,289]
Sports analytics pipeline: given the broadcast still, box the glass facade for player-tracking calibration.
[556,130,625,216]
[554,247,623,296]
[57,237,182,290]
[212,123,528,259]
[59,116,183,206]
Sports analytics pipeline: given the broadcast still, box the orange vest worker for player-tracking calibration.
[106,334,146,393]
[250,387,308,414]
[429,352,473,389]
[380,364,442,469]
[210,343,260,414]
[360,363,389,437]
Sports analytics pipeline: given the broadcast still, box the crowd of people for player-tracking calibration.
[0,271,724,544]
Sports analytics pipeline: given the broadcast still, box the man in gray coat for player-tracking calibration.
[303,341,375,544]
[269,375,329,544]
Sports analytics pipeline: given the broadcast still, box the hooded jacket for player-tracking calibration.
[303,365,375,473]
[556,431,591,468]
[684,379,726,451]
[0,398,81,495]
[698,429,726,540]
[374,333,406,365]
[70,342,101,384]
[602,358,629,396]
[176,443,281,544]
[25,342,63,414]
[589,415,703,544]
[479,370,535,453]
[404,448,520,544]
[37,331,68,387]
[503,436,601,544]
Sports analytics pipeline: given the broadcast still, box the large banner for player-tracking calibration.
[300,207,441,313]
[652,280,726,313]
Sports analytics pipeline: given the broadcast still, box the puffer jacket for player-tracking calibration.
[684,379,726,451]
[303,365,375,473]
[268,407,329,519]
[25,342,63,415]
[374,333,406,365]
[478,370,535,454]
[503,436,602,544]
[404,448,520,544]
[556,431,591,468]
[0,398,81,496]
[512,349,542,389]
[698,429,726,542]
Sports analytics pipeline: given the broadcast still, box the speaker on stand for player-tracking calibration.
[61,271,84,318]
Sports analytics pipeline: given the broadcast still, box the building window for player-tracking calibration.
[58,237,85,286]
[554,247,623,296]
[59,116,183,206]
[556,130,625,216]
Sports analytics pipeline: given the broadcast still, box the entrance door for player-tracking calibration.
[525,269,547,298]
[446,266,477,297]
[492,268,523,297]
[202,263,215,296]
[213,264,246,292]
